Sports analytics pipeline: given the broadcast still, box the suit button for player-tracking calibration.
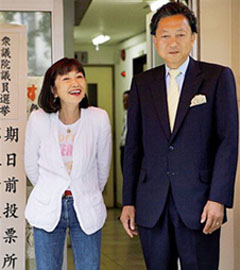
[166,171,170,176]
[169,145,174,151]
[171,172,175,176]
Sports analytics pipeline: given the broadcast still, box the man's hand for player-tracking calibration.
[120,205,138,238]
[201,200,224,234]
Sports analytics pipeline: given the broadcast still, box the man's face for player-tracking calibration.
[153,14,195,69]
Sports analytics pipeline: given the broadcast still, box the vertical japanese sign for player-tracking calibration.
[27,77,43,115]
[0,24,27,270]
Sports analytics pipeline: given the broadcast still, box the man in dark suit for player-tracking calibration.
[120,2,238,270]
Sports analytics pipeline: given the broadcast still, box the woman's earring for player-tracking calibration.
[51,87,57,102]
[53,94,58,103]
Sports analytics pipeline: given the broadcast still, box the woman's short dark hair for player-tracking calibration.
[150,2,197,36]
[38,57,89,113]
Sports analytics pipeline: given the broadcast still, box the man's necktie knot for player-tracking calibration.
[169,69,180,80]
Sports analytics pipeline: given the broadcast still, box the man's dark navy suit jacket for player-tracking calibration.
[123,57,238,230]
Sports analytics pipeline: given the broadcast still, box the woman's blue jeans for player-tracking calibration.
[33,196,101,270]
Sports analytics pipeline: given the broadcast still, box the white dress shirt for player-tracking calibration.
[165,57,190,96]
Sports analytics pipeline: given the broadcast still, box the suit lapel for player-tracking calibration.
[170,58,204,143]
[149,66,171,140]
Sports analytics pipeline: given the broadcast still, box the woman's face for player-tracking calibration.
[53,69,86,109]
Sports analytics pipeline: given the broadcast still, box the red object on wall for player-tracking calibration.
[121,49,126,61]
[121,71,126,77]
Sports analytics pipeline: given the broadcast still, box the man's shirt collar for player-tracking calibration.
[165,57,190,78]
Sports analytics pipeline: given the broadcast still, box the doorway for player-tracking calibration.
[84,65,115,208]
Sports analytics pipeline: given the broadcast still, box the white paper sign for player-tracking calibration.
[0,24,27,270]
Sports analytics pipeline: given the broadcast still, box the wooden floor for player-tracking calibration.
[67,208,146,269]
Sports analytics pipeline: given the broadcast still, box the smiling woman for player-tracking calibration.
[24,57,112,270]
[53,69,87,122]
[38,58,88,114]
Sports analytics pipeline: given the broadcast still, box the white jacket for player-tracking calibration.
[24,107,112,234]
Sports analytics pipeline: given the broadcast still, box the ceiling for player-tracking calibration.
[74,0,151,46]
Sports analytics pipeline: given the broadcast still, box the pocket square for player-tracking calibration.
[190,94,207,107]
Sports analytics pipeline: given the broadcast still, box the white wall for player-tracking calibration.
[231,1,240,269]
[114,33,146,206]
[73,33,146,206]
[200,0,232,66]
[200,0,240,269]
[74,44,116,65]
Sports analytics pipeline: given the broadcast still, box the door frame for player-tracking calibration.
[0,0,64,267]
[84,64,117,207]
